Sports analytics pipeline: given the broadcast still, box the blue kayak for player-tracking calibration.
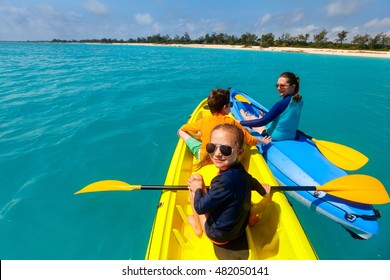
[230,88,381,239]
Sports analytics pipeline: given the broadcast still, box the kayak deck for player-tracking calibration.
[146,98,317,260]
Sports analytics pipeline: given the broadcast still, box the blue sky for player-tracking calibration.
[0,0,389,41]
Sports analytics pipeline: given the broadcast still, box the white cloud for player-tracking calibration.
[292,24,318,35]
[363,17,390,29]
[176,19,196,35]
[260,13,272,25]
[330,26,349,34]
[291,11,304,23]
[210,21,227,33]
[326,26,350,41]
[0,4,83,40]
[185,23,196,33]
[197,18,227,33]
[83,0,108,16]
[134,13,154,25]
[326,0,362,17]
[258,11,303,30]
[152,22,162,33]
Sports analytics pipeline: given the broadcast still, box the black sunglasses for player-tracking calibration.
[275,83,289,89]
[206,143,234,157]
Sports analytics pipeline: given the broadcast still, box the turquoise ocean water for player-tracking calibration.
[1,42,389,260]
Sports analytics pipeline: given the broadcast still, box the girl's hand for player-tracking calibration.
[188,174,205,193]
[262,183,271,196]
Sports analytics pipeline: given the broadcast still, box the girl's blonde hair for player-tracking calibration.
[195,124,244,170]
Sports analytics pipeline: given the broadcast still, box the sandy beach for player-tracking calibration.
[121,43,390,59]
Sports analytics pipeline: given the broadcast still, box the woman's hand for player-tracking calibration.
[258,109,264,119]
[240,109,259,121]
[260,135,272,145]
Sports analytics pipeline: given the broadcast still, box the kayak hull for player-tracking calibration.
[229,88,379,240]
[146,98,317,260]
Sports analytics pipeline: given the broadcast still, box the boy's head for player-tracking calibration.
[207,88,230,114]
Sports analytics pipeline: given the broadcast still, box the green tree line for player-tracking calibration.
[52,29,390,51]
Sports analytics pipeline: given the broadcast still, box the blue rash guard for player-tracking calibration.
[240,94,303,141]
[193,163,267,244]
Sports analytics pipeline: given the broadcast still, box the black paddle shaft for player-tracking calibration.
[141,185,318,191]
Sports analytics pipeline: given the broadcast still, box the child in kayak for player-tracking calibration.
[240,72,303,141]
[178,88,271,160]
[187,124,272,244]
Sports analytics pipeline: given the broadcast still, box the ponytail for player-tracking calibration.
[280,72,302,103]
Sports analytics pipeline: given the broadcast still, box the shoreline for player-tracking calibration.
[118,43,390,59]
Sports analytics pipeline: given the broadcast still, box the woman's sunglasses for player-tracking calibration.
[275,83,289,89]
[206,143,234,157]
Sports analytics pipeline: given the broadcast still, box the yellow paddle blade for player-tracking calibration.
[317,174,390,204]
[75,180,141,194]
[313,138,369,171]
[235,94,250,103]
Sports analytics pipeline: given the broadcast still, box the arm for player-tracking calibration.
[248,175,268,196]
[248,174,272,226]
[234,120,262,146]
[180,119,202,134]
[234,121,272,146]
[193,176,232,214]
[258,135,272,145]
[180,119,203,141]
[240,96,292,127]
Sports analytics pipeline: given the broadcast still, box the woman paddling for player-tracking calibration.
[240,72,303,141]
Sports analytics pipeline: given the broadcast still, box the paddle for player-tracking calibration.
[234,94,369,171]
[75,174,390,205]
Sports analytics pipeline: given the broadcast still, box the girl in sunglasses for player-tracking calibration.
[178,88,271,160]
[187,124,271,246]
[240,72,303,141]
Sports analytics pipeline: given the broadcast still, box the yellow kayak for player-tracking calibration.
[145,98,317,260]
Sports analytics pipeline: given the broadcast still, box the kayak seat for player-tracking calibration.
[176,205,189,225]
[172,229,192,249]
[246,200,281,259]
